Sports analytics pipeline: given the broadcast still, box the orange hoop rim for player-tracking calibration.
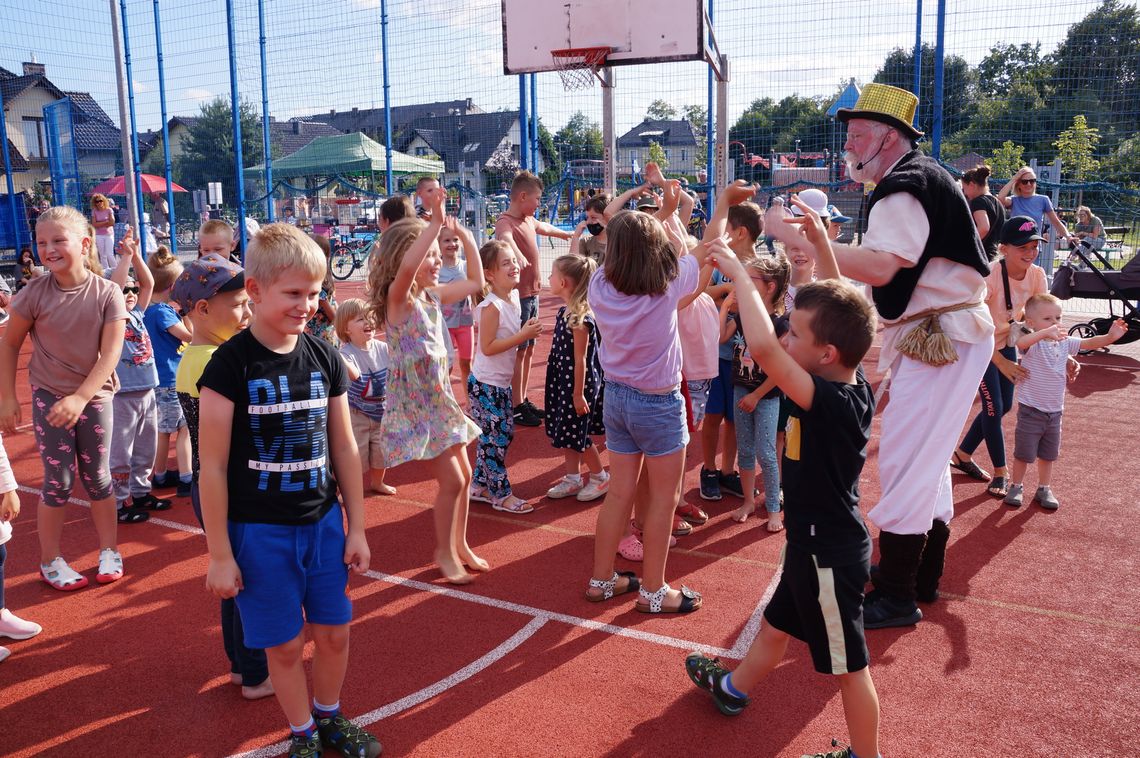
[551,46,611,67]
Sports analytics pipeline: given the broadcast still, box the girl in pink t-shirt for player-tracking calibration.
[585,199,708,614]
[0,207,129,591]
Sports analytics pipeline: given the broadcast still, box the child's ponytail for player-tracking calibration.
[553,254,597,329]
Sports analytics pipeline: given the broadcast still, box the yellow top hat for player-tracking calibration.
[836,83,923,140]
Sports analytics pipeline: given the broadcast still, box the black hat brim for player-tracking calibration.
[835,108,924,140]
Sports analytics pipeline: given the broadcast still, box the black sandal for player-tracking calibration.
[950,452,990,482]
[132,493,172,511]
[585,571,640,602]
[636,583,702,614]
[117,506,150,523]
[987,476,1009,498]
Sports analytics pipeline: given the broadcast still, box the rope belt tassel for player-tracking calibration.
[892,301,981,367]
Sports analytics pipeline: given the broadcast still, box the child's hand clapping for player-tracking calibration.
[520,317,542,341]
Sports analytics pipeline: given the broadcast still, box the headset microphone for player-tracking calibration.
[856,136,889,171]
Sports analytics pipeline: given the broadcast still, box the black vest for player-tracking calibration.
[867,151,991,320]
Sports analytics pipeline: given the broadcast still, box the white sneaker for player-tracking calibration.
[546,475,584,499]
[96,548,124,584]
[0,645,9,663]
[576,473,610,502]
[0,608,42,640]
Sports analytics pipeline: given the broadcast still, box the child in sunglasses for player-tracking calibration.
[109,232,172,524]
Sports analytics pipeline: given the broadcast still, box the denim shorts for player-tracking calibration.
[519,295,539,348]
[686,379,712,428]
[602,380,688,457]
[154,385,186,434]
[229,502,352,649]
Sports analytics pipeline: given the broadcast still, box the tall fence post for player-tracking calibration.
[518,76,529,172]
[120,0,146,255]
[225,0,247,257]
[602,67,616,196]
[529,74,538,174]
[705,0,715,205]
[153,0,177,253]
[109,0,140,242]
[0,83,21,251]
[258,0,274,221]
[380,0,394,194]
[913,0,923,131]
[931,0,946,160]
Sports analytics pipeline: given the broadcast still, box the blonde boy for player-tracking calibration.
[198,219,238,262]
[335,299,395,496]
[197,224,379,757]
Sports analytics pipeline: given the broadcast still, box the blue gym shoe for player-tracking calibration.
[699,468,722,501]
[314,713,382,758]
[685,652,750,716]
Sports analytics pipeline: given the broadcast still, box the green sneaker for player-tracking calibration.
[801,739,852,758]
[314,713,382,758]
[684,652,750,716]
[288,732,322,758]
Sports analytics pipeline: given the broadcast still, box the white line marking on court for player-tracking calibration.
[226,617,548,758]
[15,485,205,535]
[728,566,782,659]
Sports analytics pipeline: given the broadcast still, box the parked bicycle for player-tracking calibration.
[331,237,374,281]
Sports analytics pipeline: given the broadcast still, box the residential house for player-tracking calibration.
[397,111,547,192]
[1,61,121,194]
[138,116,343,168]
[298,99,483,146]
[616,119,699,176]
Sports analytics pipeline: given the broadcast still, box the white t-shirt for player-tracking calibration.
[1017,336,1080,413]
[0,432,17,546]
[862,192,994,371]
[472,290,522,388]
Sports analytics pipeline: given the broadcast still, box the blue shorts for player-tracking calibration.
[602,380,688,457]
[519,295,539,349]
[704,358,735,422]
[154,385,186,434]
[230,502,352,649]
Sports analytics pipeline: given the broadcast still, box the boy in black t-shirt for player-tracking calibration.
[687,190,882,758]
[198,224,380,758]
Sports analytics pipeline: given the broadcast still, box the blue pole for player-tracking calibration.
[705,0,715,205]
[225,0,247,257]
[257,0,273,221]
[529,74,538,173]
[518,76,529,172]
[380,0,394,194]
[0,86,22,252]
[931,0,946,160]
[913,0,923,130]
[120,0,147,257]
[153,0,177,254]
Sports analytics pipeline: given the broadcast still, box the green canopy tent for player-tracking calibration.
[243,131,444,181]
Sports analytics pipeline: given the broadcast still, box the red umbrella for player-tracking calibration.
[89,173,188,196]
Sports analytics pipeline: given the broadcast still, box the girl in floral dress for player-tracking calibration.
[368,190,485,584]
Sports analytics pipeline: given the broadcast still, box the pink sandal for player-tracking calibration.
[617,534,643,561]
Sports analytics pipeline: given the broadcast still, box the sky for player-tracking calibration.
[0,0,1113,141]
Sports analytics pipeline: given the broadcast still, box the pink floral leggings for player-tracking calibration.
[31,388,113,507]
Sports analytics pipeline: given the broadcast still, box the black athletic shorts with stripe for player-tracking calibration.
[763,544,870,675]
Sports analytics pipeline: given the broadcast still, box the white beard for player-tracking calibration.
[845,151,872,184]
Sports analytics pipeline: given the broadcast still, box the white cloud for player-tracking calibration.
[185,88,214,103]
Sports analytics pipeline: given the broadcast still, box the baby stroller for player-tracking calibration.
[1049,239,1140,353]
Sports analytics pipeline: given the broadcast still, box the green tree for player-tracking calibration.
[537,121,562,189]
[647,140,668,170]
[645,99,677,121]
[553,111,603,162]
[976,42,1049,98]
[874,44,976,138]
[681,104,708,169]
[989,140,1026,179]
[175,98,264,208]
[1054,114,1101,183]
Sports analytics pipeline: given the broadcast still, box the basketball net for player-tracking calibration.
[551,47,609,91]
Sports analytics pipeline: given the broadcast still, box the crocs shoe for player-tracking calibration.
[40,557,89,591]
[685,653,750,716]
[546,475,584,499]
[314,712,382,758]
[0,608,43,640]
[96,548,124,584]
[617,533,643,561]
[576,473,610,502]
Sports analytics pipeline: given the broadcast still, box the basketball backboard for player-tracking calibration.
[501,0,714,75]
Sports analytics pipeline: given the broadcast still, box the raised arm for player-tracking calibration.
[535,219,573,240]
[433,217,485,305]
[388,189,445,321]
[785,197,841,282]
[605,183,650,218]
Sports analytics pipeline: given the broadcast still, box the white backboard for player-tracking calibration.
[502,0,708,75]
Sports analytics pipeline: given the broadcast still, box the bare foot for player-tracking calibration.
[732,502,757,523]
[766,513,784,533]
[371,483,397,496]
[435,550,473,585]
[458,546,490,572]
[241,678,275,700]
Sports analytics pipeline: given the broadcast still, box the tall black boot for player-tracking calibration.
[915,519,950,603]
[865,531,926,629]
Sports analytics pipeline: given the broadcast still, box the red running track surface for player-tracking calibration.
[0,286,1136,757]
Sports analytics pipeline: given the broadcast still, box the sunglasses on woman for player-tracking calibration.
[1019,178,1037,185]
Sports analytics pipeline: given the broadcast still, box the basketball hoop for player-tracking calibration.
[551,47,610,91]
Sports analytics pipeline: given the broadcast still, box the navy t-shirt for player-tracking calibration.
[198,330,349,525]
[782,371,874,567]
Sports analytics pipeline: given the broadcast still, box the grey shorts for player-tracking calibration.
[154,385,186,434]
[1013,403,1063,462]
